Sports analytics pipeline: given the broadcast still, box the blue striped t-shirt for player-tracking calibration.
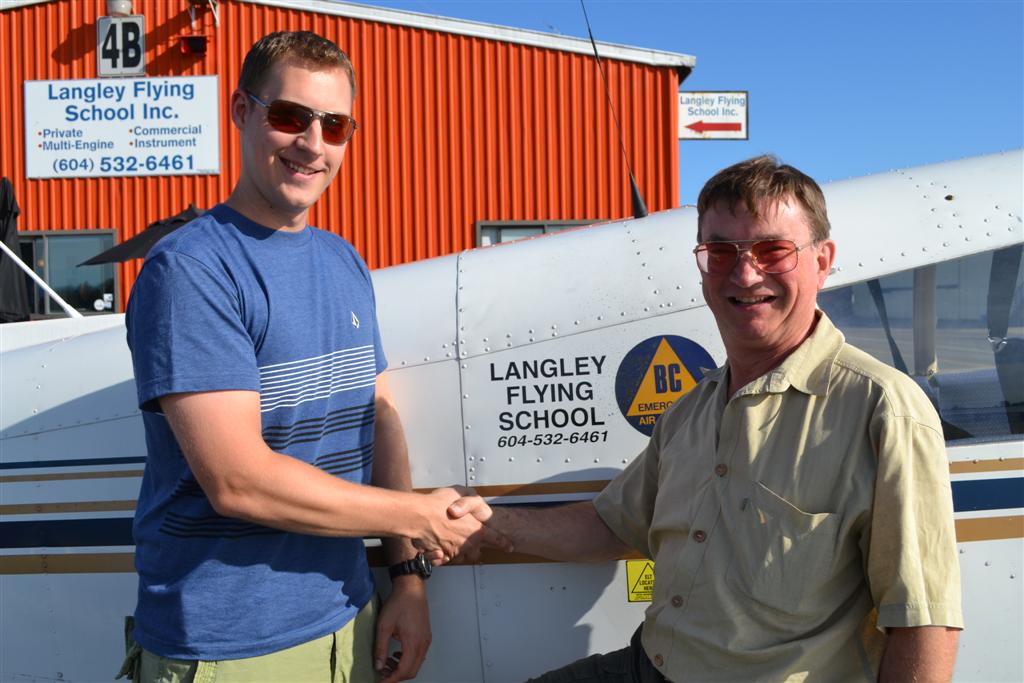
[126,204,386,659]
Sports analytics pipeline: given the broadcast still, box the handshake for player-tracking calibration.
[406,486,512,565]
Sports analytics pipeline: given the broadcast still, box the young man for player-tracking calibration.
[121,31,502,682]
[452,156,963,682]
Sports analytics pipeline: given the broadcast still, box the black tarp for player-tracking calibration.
[79,204,204,265]
[0,177,30,323]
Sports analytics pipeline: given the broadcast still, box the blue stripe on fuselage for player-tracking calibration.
[952,477,1024,512]
[0,456,146,470]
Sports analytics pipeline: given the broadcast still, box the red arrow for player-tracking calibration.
[686,120,743,133]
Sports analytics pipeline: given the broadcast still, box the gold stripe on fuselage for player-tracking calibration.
[0,553,136,575]
[948,458,1024,475]
[442,480,609,497]
[0,500,137,515]
[954,515,1024,543]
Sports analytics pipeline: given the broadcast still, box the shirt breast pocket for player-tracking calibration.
[725,481,840,614]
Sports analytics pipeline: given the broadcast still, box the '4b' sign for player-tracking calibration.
[97,16,145,77]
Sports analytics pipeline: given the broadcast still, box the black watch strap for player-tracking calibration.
[388,553,432,580]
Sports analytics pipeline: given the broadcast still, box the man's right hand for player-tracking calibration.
[411,487,512,563]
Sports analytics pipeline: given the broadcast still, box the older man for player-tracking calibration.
[452,155,963,681]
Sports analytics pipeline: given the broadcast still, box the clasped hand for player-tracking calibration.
[411,487,511,564]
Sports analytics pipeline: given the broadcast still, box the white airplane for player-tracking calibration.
[1,150,1021,682]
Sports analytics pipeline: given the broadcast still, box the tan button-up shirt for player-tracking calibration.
[594,313,963,682]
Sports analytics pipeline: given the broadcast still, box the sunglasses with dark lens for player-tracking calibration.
[245,91,358,146]
[693,239,814,275]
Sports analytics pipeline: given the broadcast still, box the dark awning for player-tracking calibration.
[79,204,204,265]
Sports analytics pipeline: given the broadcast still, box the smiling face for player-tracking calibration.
[699,198,836,366]
[227,60,353,231]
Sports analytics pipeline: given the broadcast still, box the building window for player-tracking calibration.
[18,231,119,316]
[819,246,1024,443]
[475,220,601,247]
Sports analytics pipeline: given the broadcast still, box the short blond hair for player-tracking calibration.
[239,31,357,101]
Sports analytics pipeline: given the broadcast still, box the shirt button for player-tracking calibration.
[671,595,685,608]
[653,654,665,667]
[693,529,707,542]
[714,463,728,477]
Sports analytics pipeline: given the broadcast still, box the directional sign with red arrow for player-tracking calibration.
[678,91,748,140]
[685,121,743,134]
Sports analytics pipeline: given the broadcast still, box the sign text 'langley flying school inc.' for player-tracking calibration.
[678,91,749,140]
[24,76,220,179]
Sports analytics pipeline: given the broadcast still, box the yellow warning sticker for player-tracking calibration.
[626,559,655,602]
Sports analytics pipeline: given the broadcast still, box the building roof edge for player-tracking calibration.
[3,0,696,73]
[1,0,52,9]
[262,0,696,69]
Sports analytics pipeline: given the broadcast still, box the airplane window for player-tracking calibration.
[475,220,598,247]
[489,226,544,245]
[819,246,1024,444]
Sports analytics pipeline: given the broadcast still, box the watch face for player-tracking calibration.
[415,554,432,578]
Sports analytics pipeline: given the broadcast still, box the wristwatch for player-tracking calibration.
[388,553,432,580]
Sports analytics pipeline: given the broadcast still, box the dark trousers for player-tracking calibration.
[526,625,668,683]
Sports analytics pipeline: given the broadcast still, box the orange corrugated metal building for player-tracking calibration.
[1,0,694,313]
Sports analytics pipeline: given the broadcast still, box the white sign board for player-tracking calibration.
[24,76,220,179]
[678,91,748,140]
[97,16,145,77]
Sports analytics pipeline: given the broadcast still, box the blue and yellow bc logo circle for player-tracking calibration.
[615,336,716,435]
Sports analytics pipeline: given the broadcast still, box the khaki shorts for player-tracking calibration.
[117,597,378,683]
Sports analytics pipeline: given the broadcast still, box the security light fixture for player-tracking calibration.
[106,0,132,16]
[179,35,208,55]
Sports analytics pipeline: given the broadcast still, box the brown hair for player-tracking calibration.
[238,31,357,101]
[696,155,830,242]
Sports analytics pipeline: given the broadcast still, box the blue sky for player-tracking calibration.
[347,0,1023,204]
